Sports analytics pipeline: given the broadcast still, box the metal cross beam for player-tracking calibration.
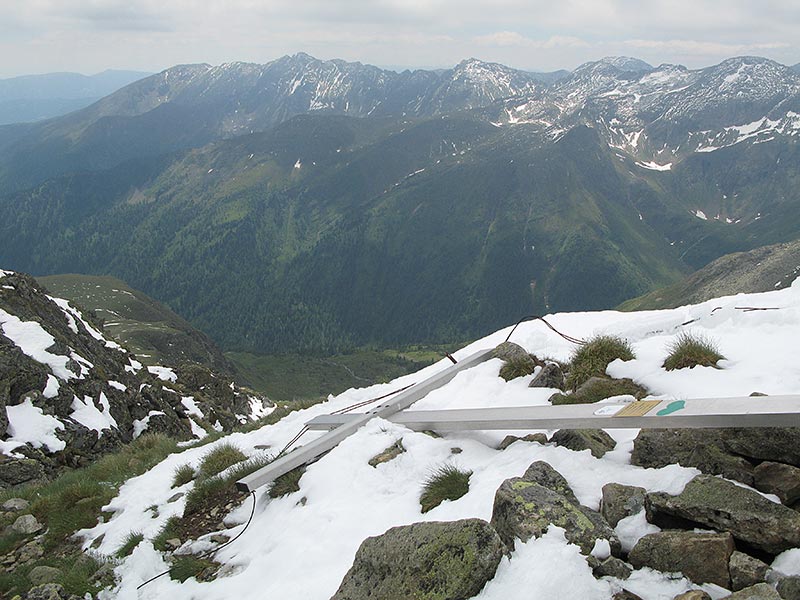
[236,348,495,493]
[305,395,800,432]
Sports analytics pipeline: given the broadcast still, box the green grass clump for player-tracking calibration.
[115,531,144,558]
[499,355,537,382]
[268,466,306,498]
[184,454,272,516]
[169,556,219,583]
[565,335,635,390]
[172,464,195,488]
[663,333,725,371]
[419,465,472,513]
[152,516,182,552]
[197,443,247,479]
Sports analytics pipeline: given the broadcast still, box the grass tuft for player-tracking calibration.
[419,464,472,513]
[169,556,219,583]
[499,355,537,382]
[172,464,195,488]
[152,516,182,552]
[663,332,725,371]
[197,443,247,479]
[115,531,144,558]
[565,335,635,390]
[268,466,306,498]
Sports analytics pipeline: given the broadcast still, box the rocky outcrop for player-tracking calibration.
[647,475,800,554]
[330,519,504,600]
[729,551,770,592]
[754,462,800,505]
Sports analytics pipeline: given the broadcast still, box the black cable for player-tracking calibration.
[504,314,586,345]
[137,490,257,590]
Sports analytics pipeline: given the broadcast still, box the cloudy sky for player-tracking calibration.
[1,0,798,77]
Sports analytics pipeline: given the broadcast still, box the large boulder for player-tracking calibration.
[529,362,565,390]
[330,519,504,600]
[729,551,770,591]
[601,483,647,528]
[632,429,754,485]
[753,462,800,505]
[647,475,800,554]
[490,470,620,556]
[492,342,530,362]
[628,531,735,588]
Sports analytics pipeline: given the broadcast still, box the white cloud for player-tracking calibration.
[474,32,589,49]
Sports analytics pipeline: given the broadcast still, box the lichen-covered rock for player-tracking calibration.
[628,531,734,588]
[754,462,800,505]
[519,461,579,503]
[490,473,620,556]
[593,556,632,580]
[647,475,800,554]
[368,440,405,467]
[497,433,548,450]
[28,565,62,585]
[673,592,712,600]
[551,428,616,458]
[25,583,71,600]
[601,483,647,527]
[0,458,45,488]
[330,519,504,600]
[722,428,800,468]
[777,576,800,600]
[723,582,781,599]
[730,551,770,591]
[632,429,754,485]
[529,362,565,390]
[492,342,530,362]
[550,377,646,405]
[11,514,42,535]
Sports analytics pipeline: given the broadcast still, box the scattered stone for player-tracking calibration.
[16,539,44,563]
[777,576,800,600]
[593,556,632,580]
[647,475,800,554]
[490,472,620,556]
[11,514,42,535]
[210,534,229,544]
[167,493,184,503]
[253,444,271,450]
[90,534,105,549]
[632,429,754,485]
[614,591,644,600]
[450,447,462,454]
[28,565,63,586]
[492,342,530,362]
[751,392,769,397]
[368,440,405,467]
[529,362,565,390]
[551,428,616,458]
[673,592,712,600]
[730,551,771,591]
[754,462,800,505]
[330,519,504,600]
[628,530,734,588]
[723,583,781,599]
[2,497,30,511]
[601,483,647,527]
[25,583,68,600]
[165,538,182,550]
[550,377,647,405]
[497,433,548,450]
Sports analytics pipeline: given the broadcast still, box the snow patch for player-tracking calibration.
[147,366,177,383]
[0,308,76,379]
[2,398,65,454]
[70,393,118,434]
[636,160,672,171]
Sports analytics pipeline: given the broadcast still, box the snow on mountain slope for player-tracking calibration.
[87,278,800,599]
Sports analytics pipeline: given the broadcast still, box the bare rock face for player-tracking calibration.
[628,530,735,588]
[647,475,800,555]
[754,462,800,505]
[490,464,620,556]
[330,519,504,600]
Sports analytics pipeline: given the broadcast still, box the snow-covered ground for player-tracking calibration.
[83,279,800,599]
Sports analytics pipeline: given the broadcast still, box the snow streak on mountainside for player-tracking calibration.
[87,280,800,599]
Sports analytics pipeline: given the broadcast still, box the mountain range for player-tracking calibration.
[0,53,799,353]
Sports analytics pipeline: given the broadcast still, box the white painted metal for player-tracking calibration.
[236,348,495,492]
[305,395,800,431]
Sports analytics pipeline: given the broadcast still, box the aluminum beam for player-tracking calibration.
[305,395,800,431]
[236,348,495,492]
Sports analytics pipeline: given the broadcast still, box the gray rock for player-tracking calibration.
[2,497,30,511]
[11,513,42,535]
[25,583,67,600]
[16,539,44,563]
[490,474,620,556]
[529,362,565,390]
[520,461,579,503]
[165,538,181,550]
[601,483,647,527]
[0,458,45,488]
[330,519,504,600]
[497,433,548,451]
[754,462,800,505]
[492,342,530,362]
[777,576,800,600]
[28,565,63,585]
[628,530,734,588]
[167,493,184,503]
[551,428,616,458]
[632,429,754,485]
[550,377,647,405]
[368,440,405,467]
[647,475,800,554]
[673,592,712,600]
[723,583,781,599]
[730,551,771,591]
[614,591,644,600]
[593,556,632,580]
[723,428,800,467]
